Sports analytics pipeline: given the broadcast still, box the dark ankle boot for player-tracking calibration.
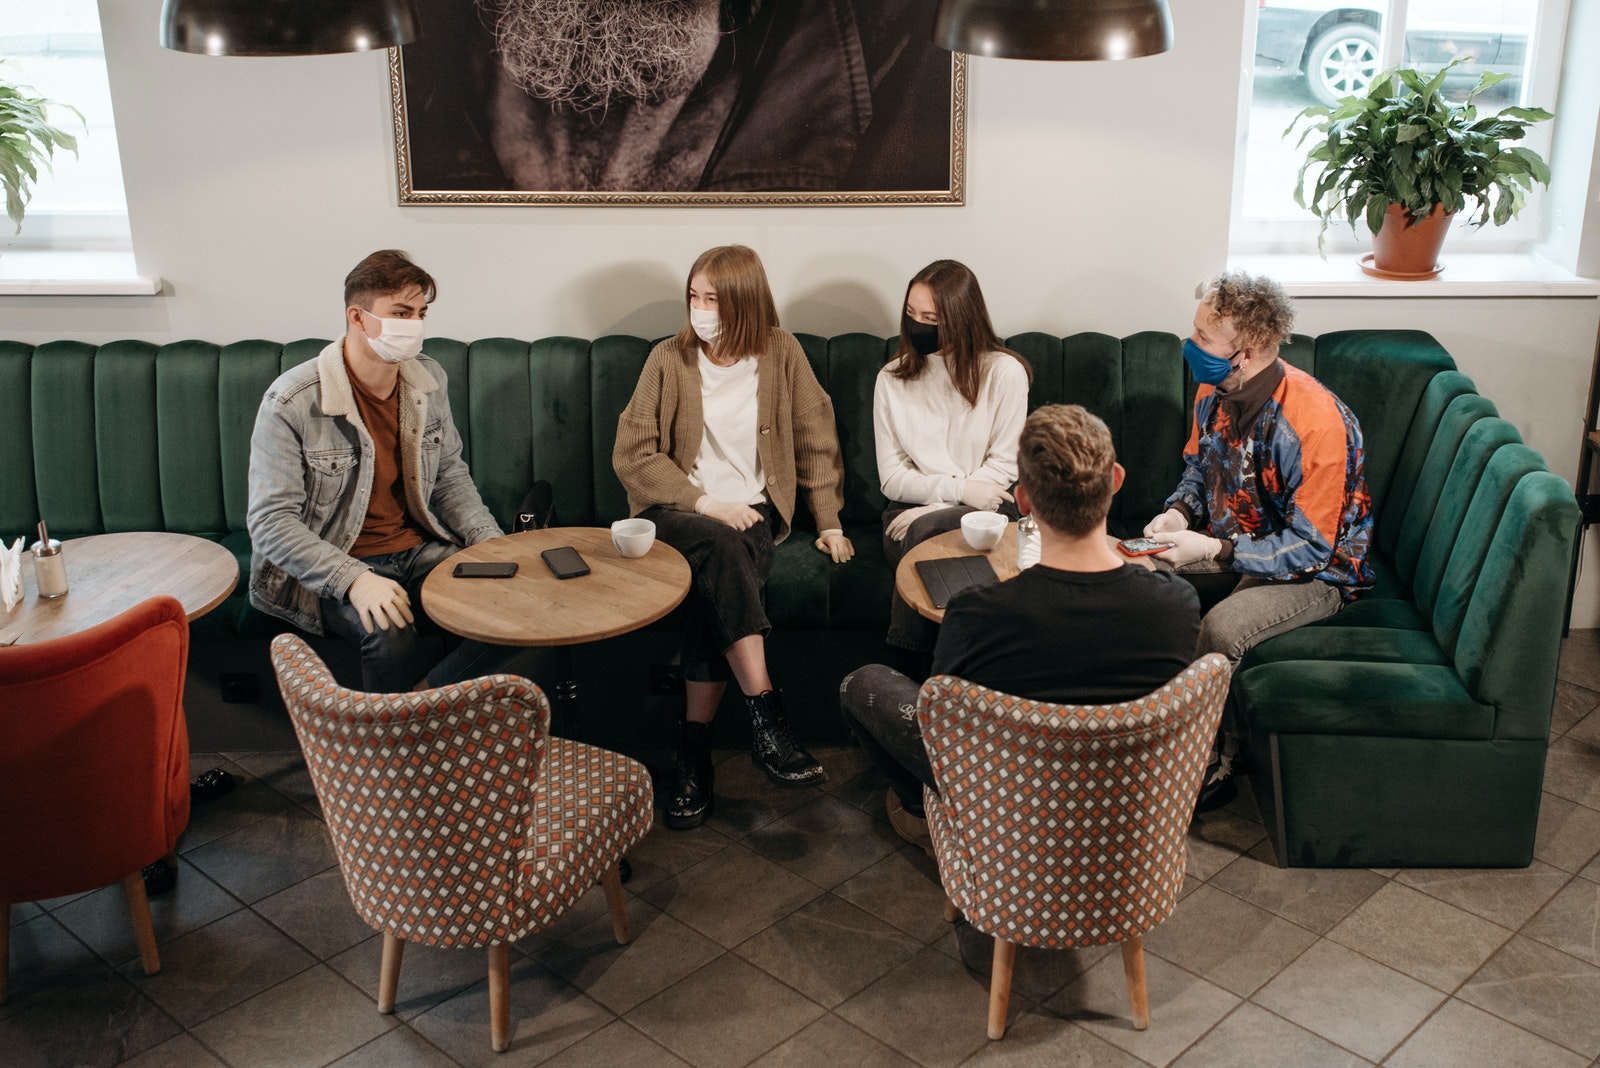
[665,718,714,829]
[744,689,825,786]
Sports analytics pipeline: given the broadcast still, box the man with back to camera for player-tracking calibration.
[1143,270,1374,806]
[247,249,515,692]
[839,404,1202,852]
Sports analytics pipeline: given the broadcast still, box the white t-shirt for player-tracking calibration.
[873,350,1029,505]
[689,350,766,505]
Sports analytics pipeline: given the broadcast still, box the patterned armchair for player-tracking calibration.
[270,635,653,1053]
[918,654,1231,1039]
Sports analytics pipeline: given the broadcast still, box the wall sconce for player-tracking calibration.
[160,0,421,56]
[935,0,1174,61]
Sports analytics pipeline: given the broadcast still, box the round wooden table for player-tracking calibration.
[894,523,1022,624]
[1,531,240,646]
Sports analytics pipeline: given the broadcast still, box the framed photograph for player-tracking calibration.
[390,0,965,206]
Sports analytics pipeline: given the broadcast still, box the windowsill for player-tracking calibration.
[1225,252,1600,298]
[0,249,162,296]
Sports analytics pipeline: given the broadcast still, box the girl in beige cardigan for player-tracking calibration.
[613,246,854,829]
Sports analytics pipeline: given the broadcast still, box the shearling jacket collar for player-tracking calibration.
[315,338,439,417]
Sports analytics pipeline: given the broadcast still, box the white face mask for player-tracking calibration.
[362,313,426,363]
[689,307,721,345]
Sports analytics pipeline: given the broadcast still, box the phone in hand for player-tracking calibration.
[1117,537,1175,558]
[540,546,590,579]
[453,561,518,578]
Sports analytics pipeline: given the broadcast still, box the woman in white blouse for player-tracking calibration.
[875,260,1032,663]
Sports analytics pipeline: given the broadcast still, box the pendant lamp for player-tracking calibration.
[160,0,421,56]
[934,0,1174,61]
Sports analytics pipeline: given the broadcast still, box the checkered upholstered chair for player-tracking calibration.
[270,635,653,1053]
[918,654,1232,1040]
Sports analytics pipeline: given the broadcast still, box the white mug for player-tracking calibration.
[611,518,657,559]
[961,511,1007,552]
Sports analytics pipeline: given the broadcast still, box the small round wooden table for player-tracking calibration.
[894,524,1022,624]
[1,531,240,646]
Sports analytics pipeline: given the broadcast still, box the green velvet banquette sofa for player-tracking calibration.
[0,329,1577,869]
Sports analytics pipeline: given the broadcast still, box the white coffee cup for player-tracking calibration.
[611,518,656,559]
[961,511,1007,552]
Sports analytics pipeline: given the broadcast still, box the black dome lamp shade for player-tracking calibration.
[160,0,421,56]
[934,0,1174,61]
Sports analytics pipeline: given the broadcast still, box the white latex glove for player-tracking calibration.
[1143,508,1188,538]
[695,496,762,531]
[1154,529,1224,568]
[885,503,942,541]
[959,479,1014,511]
[347,571,414,634]
[815,531,855,563]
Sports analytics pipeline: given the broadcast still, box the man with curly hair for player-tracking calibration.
[1144,271,1375,808]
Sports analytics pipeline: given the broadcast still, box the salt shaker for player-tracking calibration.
[1016,514,1040,569]
[30,520,69,599]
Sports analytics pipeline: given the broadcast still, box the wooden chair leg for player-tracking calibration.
[488,944,511,1053]
[378,933,404,1014]
[1121,936,1149,1030]
[602,862,630,945]
[1,901,10,1005]
[119,873,160,976]
[988,938,1016,1040]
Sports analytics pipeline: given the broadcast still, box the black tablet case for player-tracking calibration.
[914,555,1000,609]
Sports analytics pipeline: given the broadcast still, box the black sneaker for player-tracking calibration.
[1194,751,1242,813]
[514,480,557,533]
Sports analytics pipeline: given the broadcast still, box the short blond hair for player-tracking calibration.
[1202,270,1294,351]
[1018,405,1117,537]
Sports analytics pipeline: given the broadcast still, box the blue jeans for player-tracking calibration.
[319,540,517,693]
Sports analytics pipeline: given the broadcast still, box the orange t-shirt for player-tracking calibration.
[348,370,425,558]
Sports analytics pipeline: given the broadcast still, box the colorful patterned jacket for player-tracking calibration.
[1166,362,1375,599]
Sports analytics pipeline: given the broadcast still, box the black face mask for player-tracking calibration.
[903,314,940,357]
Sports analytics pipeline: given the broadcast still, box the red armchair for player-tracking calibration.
[0,595,192,1003]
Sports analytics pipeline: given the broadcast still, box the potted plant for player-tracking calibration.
[0,61,81,234]
[1288,56,1553,278]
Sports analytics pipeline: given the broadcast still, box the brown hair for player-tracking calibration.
[674,245,780,363]
[1017,405,1117,537]
[890,260,1030,406]
[1201,270,1295,351]
[343,249,437,311]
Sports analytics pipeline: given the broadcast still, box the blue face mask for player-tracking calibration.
[1182,338,1240,386]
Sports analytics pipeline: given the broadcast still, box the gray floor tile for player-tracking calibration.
[118,1033,228,1068]
[328,933,499,1022]
[1583,852,1600,884]
[123,909,316,1027]
[626,953,825,1068]
[1169,1002,1369,1067]
[1386,999,1589,1068]
[50,858,243,967]
[1457,936,1600,1059]
[1325,882,1512,991]
[0,968,181,1068]
[749,1013,918,1067]
[1544,736,1600,810]
[1552,681,1600,737]
[812,743,872,785]
[539,1019,691,1067]
[835,945,1001,1068]
[959,1009,1149,1068]
[1394,860,1571,929]
[1558,632,1600,687]
[179,756,299,851]
[1523,879,1600,967]
[933,921,1116,1005]
[1143,884,1318,997]
[326,1027,461,1068]
[1252,940,1446,1062]
[223,749,319,804]
[743,792,903,889]
[622,821,735,894]
[184,805,337,904]
[0,912,107,1022]
[1535,793,1600,873]
[1208,841,1388,934]
[539,900,724,1014]
[1047,948,1240,1068]
[410,956,611,1067]
[823,765,891,816]
[703,755,822,839]
[735,892,921,1008]
[640,841,824,948]
[254,868,374,960]
[189,964,396,1067]
[8,901,42,926]
[1184,809,1269,881]
[832,848,951,944]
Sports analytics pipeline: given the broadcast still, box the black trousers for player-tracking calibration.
[643,504,775,683]
[838,664,933,815]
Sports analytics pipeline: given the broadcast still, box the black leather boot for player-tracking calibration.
[665,718,714,829]
[744,689,825,786]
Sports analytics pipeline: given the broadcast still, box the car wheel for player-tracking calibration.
[1306,23,1380,107]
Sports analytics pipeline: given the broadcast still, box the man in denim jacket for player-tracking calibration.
[247,250,508,692]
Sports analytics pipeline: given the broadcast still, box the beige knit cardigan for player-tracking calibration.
[612,329,846,544]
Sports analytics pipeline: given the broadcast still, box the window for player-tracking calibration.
[0,0,129,249]
[1231,0,1569,253]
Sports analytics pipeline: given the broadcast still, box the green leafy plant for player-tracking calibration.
[1287,57,1553,253]
[0,61,82,234]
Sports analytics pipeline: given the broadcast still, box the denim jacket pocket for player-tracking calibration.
[419,420,445,487]
[305,449,359,509]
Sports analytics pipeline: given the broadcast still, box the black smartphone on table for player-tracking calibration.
[541,546,590,579]
[453,561,518,578]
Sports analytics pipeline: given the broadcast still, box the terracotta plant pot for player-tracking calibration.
[1370,203,1454,276]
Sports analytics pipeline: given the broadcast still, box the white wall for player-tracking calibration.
[5,0,1600,622]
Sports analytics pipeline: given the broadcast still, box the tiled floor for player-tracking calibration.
[8,635,1600,1068]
